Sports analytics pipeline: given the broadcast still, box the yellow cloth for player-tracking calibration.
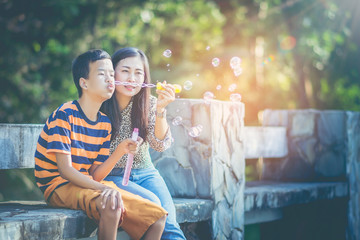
[49,180,167,240]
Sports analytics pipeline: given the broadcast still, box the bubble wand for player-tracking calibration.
[122,128,139,186]
[115,81,182,93]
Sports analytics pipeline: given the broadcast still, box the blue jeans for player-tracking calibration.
[105,167,186,240]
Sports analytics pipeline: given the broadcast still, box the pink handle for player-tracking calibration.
[122,128,139,186]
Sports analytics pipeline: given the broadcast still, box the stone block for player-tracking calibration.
[290,111,316,137]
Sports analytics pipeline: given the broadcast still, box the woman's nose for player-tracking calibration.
[128,72,136,82]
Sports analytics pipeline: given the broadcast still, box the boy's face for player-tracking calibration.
[82,59,115,101]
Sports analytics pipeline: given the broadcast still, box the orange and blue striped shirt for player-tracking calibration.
[34,100,112,201]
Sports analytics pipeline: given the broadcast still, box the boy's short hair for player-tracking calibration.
[72,49,111,97]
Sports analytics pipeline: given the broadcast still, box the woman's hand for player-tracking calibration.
[156,81,175,112]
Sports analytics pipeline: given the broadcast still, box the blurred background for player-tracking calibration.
[0,0,359,238]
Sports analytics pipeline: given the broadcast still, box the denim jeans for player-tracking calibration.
[105,167,186,240]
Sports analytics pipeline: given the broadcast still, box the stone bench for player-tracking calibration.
[1,101,359,239]
[0,199,213,239]
[0,123,214,239]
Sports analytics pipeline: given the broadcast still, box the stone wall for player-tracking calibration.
[151,99,245,240]
[261,109,347,181]
[262,109,360,240]
[346,112,360,240]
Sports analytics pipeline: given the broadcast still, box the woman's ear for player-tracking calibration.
[79,78,87,90]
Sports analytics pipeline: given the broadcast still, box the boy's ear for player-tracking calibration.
[79,77,88,90]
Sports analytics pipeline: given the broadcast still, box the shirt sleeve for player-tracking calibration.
[146,96,172,152]
[46,109,72,155]
[94,126,111,165]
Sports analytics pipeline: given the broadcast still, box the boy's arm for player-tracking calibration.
[89,138,141,182]
[56,152,106,191]
[56,152,124,211]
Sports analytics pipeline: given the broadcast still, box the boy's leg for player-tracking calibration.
[143,215,166,240]
[101,180,167,240]
[135,168,186,240]
[95,195,122,240]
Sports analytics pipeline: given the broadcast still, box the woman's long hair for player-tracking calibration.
[101,47,150,141]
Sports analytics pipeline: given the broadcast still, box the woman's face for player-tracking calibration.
[114,56,145,98]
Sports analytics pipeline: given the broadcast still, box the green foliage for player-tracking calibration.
[0,0,359,126]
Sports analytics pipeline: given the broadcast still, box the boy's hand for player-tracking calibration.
[117,137,143,155]
[100,187,125,213]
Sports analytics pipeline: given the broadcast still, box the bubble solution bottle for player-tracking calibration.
[122,128,139,186]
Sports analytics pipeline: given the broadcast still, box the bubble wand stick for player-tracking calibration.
[122,128,139,186]
[114,81,182,93]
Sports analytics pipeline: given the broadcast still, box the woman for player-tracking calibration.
[101,47,186,240]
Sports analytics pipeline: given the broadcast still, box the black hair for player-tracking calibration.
[72,49,111,97]
[101,47,150,140]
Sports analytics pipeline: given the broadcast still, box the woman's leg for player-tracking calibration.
[135,168,186,240]
[105,175,161,205]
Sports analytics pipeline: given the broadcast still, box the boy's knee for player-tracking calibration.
[100,206,122,222]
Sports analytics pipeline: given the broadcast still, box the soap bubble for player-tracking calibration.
[233,67,243,77]
[228,84,237,92]
[166,63,170,67]
[230,93,242,102]
[212,58,220,67]
[216,85,222,90]
[172,116,183,126]
[206,46,211,51]
[163,49,172,58]
[280,36,296,51]
[230,57,241,69]
[188,125,203,138]
[183,80,193,91]
[196,73,200,77]
[203,91,214,104]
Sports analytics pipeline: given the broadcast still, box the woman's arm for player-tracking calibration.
[89,138,141,182]
[154,82,175,140]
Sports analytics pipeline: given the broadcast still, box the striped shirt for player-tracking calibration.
[34,100,112,201]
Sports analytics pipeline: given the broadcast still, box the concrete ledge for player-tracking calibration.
[173,198,213,223]
[244,181,348,212]
[0,198,213,240]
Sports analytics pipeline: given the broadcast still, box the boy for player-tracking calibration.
[34,49,167,240]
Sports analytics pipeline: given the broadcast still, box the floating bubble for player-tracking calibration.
[188,125,203,138]
[212,58,220,67]
[233,67,243,77]
[203,91,215,104]
[228,84,237,92]
[216,85,222,90]
[172,116,183,126]
[183,80,193,91]
[206,46,211,51]
[230,93,242,102]
[280,36,296,51]
[166,63,170,67]
[196,74,200,77]
[230,57,242,69]
[163,49,172,58]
